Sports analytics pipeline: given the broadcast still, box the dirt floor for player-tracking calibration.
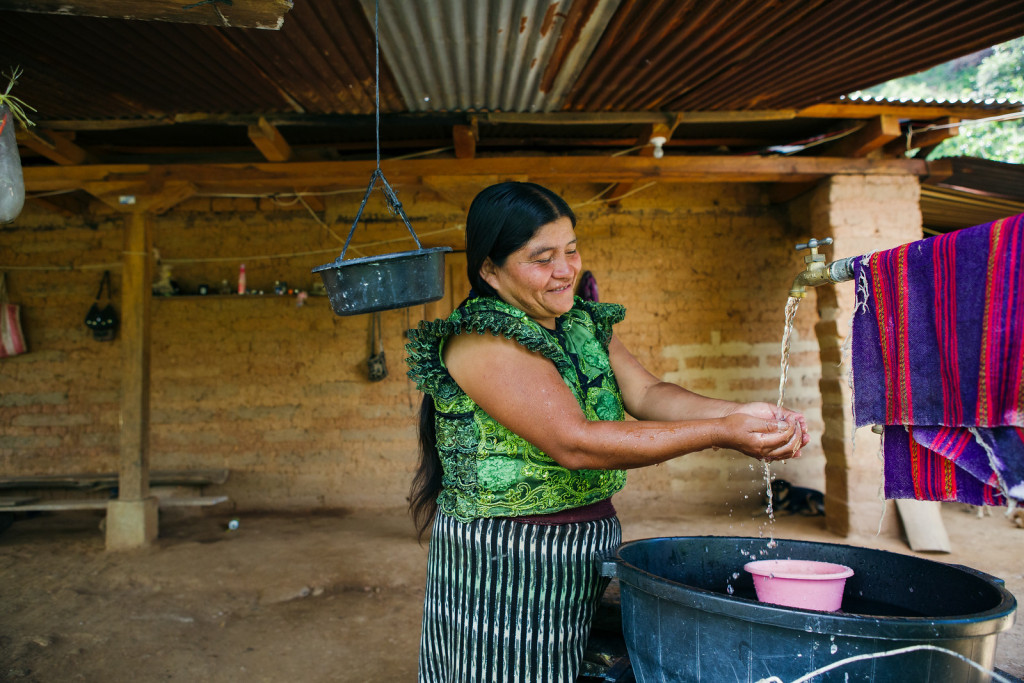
[1,497,1021,683]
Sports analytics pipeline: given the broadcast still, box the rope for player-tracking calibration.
[755,643,1013,683]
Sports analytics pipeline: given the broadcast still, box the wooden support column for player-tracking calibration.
[106,210,158,550]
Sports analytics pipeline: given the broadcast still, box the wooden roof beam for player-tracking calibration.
[820,115,902,159]
[247,117,292,162]
[453,122,478,160]
[17,128,90,166]
[0,0,294,29]
[23,156,929,196]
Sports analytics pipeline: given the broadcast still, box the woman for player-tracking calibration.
[405,181,807,682]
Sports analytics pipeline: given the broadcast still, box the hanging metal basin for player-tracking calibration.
[312,246,452,316]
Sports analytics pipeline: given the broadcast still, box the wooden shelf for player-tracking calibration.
[153,294,327,300]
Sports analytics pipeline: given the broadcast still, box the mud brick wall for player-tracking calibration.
[790,175,923,536]
[1,178,921,514]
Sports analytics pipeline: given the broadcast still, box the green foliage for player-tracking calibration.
[850,37,1024,163]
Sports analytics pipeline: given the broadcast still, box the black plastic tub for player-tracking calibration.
[600,536,1016,682]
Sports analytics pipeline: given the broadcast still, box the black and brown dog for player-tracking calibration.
[766,479,825,516]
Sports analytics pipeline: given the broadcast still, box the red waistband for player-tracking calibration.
[505,498,616,526]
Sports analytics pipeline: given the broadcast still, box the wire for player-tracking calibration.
[295,193,349,247]
[907,110,1024,150]
[573,181,658,208]
[0,226,465,272]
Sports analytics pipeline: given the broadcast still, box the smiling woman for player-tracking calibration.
[404,181,808,683]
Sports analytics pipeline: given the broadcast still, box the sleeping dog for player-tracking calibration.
[766,479,825,516]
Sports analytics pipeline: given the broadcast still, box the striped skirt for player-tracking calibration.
[419,512,622,683]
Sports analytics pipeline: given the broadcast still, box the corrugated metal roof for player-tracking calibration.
[564,0,1024,112]
[359,0,620,113]
[842,93,1024,110]
[2,0,1023,124]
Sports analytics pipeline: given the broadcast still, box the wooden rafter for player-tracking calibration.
[248,117,293,162]
[23,156,929,201]
[17,128,90,166]
[819,115,903,159]
[453,124,477,160]
[771,115,905,204]
[0,0,293,29]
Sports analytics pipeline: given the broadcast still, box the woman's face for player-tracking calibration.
[481,216,581,329]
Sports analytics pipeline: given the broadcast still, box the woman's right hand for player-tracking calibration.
[719,412,803,462]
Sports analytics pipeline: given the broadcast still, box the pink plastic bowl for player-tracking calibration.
[744,559,854,612]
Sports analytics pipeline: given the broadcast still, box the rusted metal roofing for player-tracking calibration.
[564,0,1024,112]
[361,0,620,113]
[2,0,1023,124]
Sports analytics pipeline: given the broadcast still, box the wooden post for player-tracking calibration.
[106,210,158,549]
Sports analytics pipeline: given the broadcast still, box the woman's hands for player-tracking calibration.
[722,402,808,462]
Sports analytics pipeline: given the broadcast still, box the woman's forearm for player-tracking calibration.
[549,412,795,471]
[627,381,738,422]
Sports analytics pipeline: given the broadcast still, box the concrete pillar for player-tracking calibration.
[793,174,923,537]
[106,498,159,551]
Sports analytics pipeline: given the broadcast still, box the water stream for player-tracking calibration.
[763,295,803,549]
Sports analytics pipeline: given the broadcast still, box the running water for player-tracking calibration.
[763,295,802,549]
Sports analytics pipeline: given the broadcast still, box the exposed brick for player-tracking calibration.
[0,177,922,514]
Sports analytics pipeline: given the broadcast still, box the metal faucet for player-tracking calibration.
[789,237,856,298]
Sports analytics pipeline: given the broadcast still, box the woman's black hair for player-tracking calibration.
[408,182,576,540]
[464,182,576,298]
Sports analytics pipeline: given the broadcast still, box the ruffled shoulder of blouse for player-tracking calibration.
[405,296,571,397]
[568,299,626,347]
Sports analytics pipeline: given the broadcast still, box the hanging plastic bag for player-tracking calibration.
[0,105,24,224]
[0,272,28,358]
[0,68,35,225]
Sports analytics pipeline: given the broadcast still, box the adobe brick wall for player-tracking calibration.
[0,178,917,519]
[789,174,923,536]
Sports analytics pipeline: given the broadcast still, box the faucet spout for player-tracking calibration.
[789,238,856,298]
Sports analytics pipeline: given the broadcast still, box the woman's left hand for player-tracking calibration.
[729,402,809,457]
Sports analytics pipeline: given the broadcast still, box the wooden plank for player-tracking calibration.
[452,124,477,160]
[22,156,930,195]
[0,469,230,489]
[16,128,89,166]
[820,115,903,159]
[119,212,153,501]
[0,0,294,29]
[0,496,38,506]
[0,500,109,511]
[798,102,1022,120]
[160,495,229,507]
[895,499,952,553]
[248,117,293,162]
[0,496,229,512]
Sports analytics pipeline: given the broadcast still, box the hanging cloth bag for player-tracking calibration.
[84,270,119,342]
[367,311,388,381]
[0,272,27,358]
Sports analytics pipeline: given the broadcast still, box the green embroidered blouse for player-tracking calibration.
[405,295,628,522]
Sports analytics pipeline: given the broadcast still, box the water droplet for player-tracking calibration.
[909,587,914,593]
[726,584,735,595]
[732,572,740,580]
[830,644,838,655]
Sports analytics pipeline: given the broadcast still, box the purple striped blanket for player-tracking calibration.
[851,213,1024,506]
